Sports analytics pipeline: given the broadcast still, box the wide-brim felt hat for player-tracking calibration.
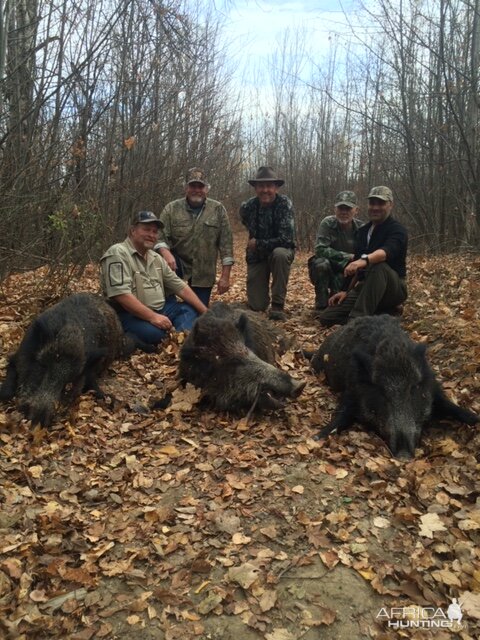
[248,166,284,187]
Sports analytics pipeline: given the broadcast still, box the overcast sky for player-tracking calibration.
[220,0,364,87]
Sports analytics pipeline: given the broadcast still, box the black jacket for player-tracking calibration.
[354,215,408,278]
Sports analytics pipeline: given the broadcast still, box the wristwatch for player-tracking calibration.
[360,254,369,265]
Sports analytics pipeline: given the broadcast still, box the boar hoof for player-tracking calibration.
[314,424,338,440]
[292,379,306,397]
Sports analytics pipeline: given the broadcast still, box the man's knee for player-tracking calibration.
[366,262,393,280]
[120,317,166,345]
[175,304,199,332]
[308,257,331,281]
[271,247,293,266]
[318,307,348,327]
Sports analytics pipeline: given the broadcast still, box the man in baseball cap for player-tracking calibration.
[308,190,363,313]
[130,210,161,226]
[100,211,207,346]
[155,167,234,307]
[318,185,408,326]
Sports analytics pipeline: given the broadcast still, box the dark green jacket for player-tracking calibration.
[239,194,295,264]
[315,215,364,270]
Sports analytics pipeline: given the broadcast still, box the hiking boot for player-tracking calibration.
[385,304,404,317]
[268,304,286,321]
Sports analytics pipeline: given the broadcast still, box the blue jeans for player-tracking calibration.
[191,286,212,307]
[118,298,199,345]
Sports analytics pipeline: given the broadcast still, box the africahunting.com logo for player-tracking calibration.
[376,599,464,630]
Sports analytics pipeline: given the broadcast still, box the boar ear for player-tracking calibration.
[412,343,429,375]
[413,343,427,359]
[236,313,250,338]
[26,318,49,348]
[192,322,200,339]
[352,348,373,382]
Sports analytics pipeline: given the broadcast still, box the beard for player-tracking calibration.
[187,195,206,207]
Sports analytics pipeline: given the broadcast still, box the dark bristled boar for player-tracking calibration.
[311,315,478,458]
[0,293,139,426]
[179,302,305,411]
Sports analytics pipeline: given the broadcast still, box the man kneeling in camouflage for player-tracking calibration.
[308,191,363,313]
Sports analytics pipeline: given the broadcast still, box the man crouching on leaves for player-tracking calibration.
[100,211,207,346]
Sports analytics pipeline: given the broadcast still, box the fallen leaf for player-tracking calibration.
[460,591,480,619]
[259,589,277,612]
[431,569,461,587]
[419,513,446,538]
[373,517,390,529]
[197,591,223,615]
[232,532,251,545]
[265,629,296,640]
[227,563,260,589]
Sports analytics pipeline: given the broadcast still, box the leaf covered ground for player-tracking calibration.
[0,241,479,640]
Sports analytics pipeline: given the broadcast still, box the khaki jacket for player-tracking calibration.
[157,198,234,287]
[100,238,186,310]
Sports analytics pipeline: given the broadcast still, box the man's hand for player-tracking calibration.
[328,291,347,306]
[344,259,366,277]
[158,248,177,271]
[217,276,230,295]
[247,238,257,251]
[149,314,173,330]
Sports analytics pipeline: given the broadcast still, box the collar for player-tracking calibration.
[185,197,207,213]
[125,236,154,261]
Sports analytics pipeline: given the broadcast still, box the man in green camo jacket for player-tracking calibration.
[308,191,363,312]
[155,167,234,307]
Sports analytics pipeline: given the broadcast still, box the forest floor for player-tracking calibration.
[0,238,480,640]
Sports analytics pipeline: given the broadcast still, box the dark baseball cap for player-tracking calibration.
[131,211,161,226]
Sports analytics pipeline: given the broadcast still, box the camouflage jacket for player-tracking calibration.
[156,198,234,287]
[314,215,364,269]
[239,194,296,264]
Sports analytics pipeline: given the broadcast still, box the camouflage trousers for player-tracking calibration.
[318,263,407,327]
[307,256,346,309]
[247,247,294,311]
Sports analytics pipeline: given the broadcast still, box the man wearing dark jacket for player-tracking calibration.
[239,166,295,321]
[318,186,407,326]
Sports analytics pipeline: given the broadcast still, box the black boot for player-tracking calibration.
[268,304,286,321]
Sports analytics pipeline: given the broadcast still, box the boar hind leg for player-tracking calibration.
[432,386,479,426]
[0,358,18,401]
[315,393,356,440]
[82,348,110,398]
[83,375,105,398]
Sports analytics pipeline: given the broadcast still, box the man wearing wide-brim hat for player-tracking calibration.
[318,186,408,326]
[239,166,296,320]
